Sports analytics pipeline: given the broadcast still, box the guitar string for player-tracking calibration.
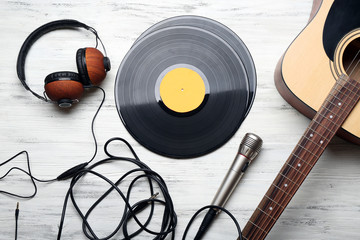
[345,49,360,74]
[247,45,360,238]
[259,81,360,239]
[348,49,360,78]
[249,52,360,238]
[250,87,357,239]
[260,80,355,232]
[251,106,344,238]
[248,78,338,235]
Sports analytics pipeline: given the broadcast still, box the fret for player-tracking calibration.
[295,143,325,167]
[306,125,333,144]
[303,135,325,150]
[328,92,352,108]
[298,134,326,154]
[256,207,277,221]
[324,95,350,110]
[307,124,333,140]
[242,75,360,240]
[324,88,349,105]
[287,154,313,176]
[331,79,355,93]
[328,82,360,103]
[316,111,342,128]
[327,82,353,99]
[278,162,308,187]
[246,220,268,240]
[346,78,360,89]
[311,112,344,133]
[330,83,360,106]
[295,143,320,158]
[255,194,286,234]
[317,86,357,113]
[279,173,300,187]
[285,162,307,178]
[338,78,360,95]
[312,115,341,134]
[324,98,359,118]
[290,152,313,168]
[312,112,336,126]
[248,220,268,234]
[318,103,349,123]
[321,104,347,118]
[264,194,284,209]
[251,209,277,238]
[336,75,356,88]
[271,183,292,198]
[334,82,357,97]
[346,82,360,97]
[250,195,283,237]
[271,175,300,199]
[323,101,351,116]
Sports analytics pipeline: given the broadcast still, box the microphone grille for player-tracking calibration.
[241,133,263,153]
[239,133,263,160]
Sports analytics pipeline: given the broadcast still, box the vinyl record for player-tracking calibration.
[115,26,249,158]
[134,15,256,116]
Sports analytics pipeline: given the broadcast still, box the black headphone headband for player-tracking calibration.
[16,19,96,101]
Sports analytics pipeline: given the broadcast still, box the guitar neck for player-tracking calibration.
[242,75,360,240]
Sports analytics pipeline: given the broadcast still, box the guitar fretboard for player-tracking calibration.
[242,75,360,240]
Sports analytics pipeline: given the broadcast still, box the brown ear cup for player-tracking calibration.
[76,47,107,86]
[44,71,84,107]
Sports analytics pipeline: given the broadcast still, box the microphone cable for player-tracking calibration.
[0,85,242,239]
[183,205,242,240]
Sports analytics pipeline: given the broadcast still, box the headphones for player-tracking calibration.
[16,19,111,108]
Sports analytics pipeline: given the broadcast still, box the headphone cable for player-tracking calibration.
[0,86,106,197]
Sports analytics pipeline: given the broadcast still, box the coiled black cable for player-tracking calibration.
[0,86,242,239]
[57,137,177,240]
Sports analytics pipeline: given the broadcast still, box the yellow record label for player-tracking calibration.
[160,68,205,113]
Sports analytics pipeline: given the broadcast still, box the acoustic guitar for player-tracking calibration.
[241,0,360,239]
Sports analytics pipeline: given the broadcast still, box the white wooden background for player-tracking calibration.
[1,0,359,239]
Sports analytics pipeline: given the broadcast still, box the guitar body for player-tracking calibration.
[242,2,360,239]
[275,0,360,145]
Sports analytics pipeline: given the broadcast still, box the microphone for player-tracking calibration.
[211,132,263,208]
[194,133,263,240]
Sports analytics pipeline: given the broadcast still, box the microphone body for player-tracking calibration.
[194,133,262,240]
[211,154,250,208]
[211,133,262,209]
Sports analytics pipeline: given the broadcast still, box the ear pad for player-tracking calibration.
[76,47,108,86]
[44,71,84,107]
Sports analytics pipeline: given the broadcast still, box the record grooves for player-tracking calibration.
[115,16,256,158]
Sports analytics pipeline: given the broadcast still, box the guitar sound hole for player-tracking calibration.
[343,38,360,79]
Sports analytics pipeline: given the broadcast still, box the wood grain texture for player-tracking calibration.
[274,0,360,146]
[45,80,84,102]
[0,0,359,240]
[277,0,360,143]
[85,47,106,86]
